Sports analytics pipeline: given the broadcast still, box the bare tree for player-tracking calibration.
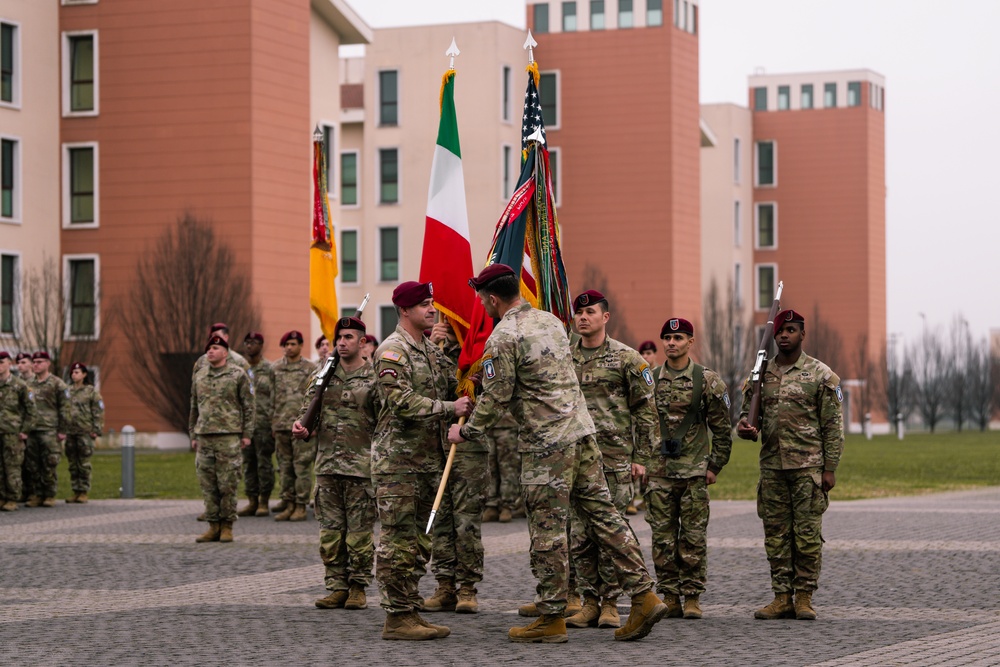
[580,263,636,346]
[851,332,875,426]
[113,213,260,431]
[700,276,754,422]
[944,316,973,432]
[871,338,916,431]
[806,305,845,377]
[966,337,996,431]
[911,326,948,433]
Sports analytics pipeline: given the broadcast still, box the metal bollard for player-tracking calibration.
[121,425,136,498]
[864,413,872,440]
[896,413,905,441]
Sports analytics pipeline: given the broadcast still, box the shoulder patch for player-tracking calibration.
[247,369,255,380]
[723,392,731,409]
[381,351,402,363]
[483,358,496,380]
[65,389,71,399]
[379,368,398,379]
[835,385,843,403]
[641,366,654,387]
[28,391,34,401]
[98,400,105,410]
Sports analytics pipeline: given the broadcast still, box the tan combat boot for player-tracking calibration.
[274,502,295,521]
[41,497,56,508]
[381,612,439,641]
[598,598,621,628]
[422,579,457,612]
[754,592,794,620]
[196,511,207,521]
[566,591,583,616]
[498,507,513,523]
[509,614,568,643]
[77,492,88,504]
[566,594,600,628]
[683,595,703,619]
[455,584,479,614]
[66,492,81,504]
[237,497,258,517]
[315,590,348,609]
[794,591,817,620]
[272,498,289,513]
[25,495,41,508]
[344,584,368,610]
[255,495,270,517]
[0,501,18,512]
[614,590,668,641]
[289,503,307,522]
[518,601,541,617]
[482,506,499,522]
[663,594,683,618]
[195,522,221,543]
[413,612,451,638]
[219,521,234,543]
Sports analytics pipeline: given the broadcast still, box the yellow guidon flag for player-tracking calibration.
[310,129,338,342]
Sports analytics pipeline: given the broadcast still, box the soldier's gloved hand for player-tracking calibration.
[454,396,473,418]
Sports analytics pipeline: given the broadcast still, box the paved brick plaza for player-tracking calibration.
[2,488,999,666]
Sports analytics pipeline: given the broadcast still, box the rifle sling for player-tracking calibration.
[656,363,704,447]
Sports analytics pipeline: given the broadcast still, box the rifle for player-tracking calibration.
[746,281,783,441]
[300,293,370,436]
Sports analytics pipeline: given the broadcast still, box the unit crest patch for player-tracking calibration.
[483,358,496,380]
[835,385,844,403]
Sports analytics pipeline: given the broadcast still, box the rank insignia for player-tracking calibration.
[484,358,496,379]
[381,351,402,362]
[642,367,654,387]
[835,385,843,403]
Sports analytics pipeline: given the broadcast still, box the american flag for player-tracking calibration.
[521,71,547,153]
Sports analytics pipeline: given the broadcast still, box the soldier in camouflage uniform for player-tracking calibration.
[483,414,522,523]
[190,335,255,543]
[271,330,317,522]
[737,309,844,621]
[293,317,379,611]
[14,352,34,503]
[0,351,37,512]
[25,352,68,508]
[643,318,732,620]
[450,265,668,644]
[565,290,659,630]
[64,362,105,504]
[237,332,276,517]
[372,281,472,641]
[315,335,331,364]
[192,323,250,373]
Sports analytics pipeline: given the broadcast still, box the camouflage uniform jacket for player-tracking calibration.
[299,360,379,478]
[30,374,69,433]
[740,351,844,471]
[188,362,255,439]
[462,303,596,453]
[572,336,659,472]
[270,356,316,432]
[193,349,250,373]
[247,358,274,434]
[645,360,732,478]
[0,374,37,434]
[371,325,461,475]
[66,385,105,435]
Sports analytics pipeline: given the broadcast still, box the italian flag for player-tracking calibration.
[420,70,474,343]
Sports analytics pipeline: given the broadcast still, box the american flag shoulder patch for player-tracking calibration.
[381,351,402,363]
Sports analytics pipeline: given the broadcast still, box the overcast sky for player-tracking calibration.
[346,0,1000,345]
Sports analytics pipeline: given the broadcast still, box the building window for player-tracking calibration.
[801,84,813,109]
[756,264,776,311]
[340,229,358,283]
[1,253,17,334]
[67,145,96,225]
[562,2,577,31]
[590,1,605,29]
[502,145,513,199]
[379,227,399,282]
[847,81,861,107]
[322,124,335,194]
[733,137,741,183]
[777,86,790,110]
[733,200,741,247]
[619,0,633,28]
[1,22,17,106]
[533,3,550,33]
[379,148,398,204]
[66,33,96,113]
[539,72,558,127]
[66,256,98,338]
[755,141,775,187]
[340,152,358,206]
[548,148,560,205]
[753,87,767,111]
[734,263,743,309]
[692,3,698,33]
[502,65,511,121]
[647,0,663,26]
[824,82,836,108]
[756,203,776,249]
[379,304,399,340]
[379,70,398,126]
[1,138,16,220]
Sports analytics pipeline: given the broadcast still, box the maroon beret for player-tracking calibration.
[70,362,88,373]
[363,336,378,347]
[638,340,657,354]
[280,330,304,346]
[15,352,31,362]
[0,351,10,361]
[573,289,607,312]
[205,335,229,352]
[335,317,366,336]
[773,309,805,336]
[209,322,229,333]
[468,263,515,290]
[660,318,694,338]
[315,335,328,349]
[392,281,434,308]
[244,331,264,344]
[32,351,51,361]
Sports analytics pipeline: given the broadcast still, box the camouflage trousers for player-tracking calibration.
[275,430,315,504]
[373,472,437,613]
[242,429,275,499]
[522,435,653,616]
[757,467,829,594]
[486,420,522,512]
[64,434,96,493]
[570,466,635,600]
[315,474,376,591]
[644,475,710,596]
[1,433,26,502]
[25,431,61,499]
[431,451,488,586]
[196,434,242,523]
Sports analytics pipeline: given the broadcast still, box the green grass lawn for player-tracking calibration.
[55,431,1000,502]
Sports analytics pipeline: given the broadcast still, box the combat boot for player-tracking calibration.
[237,497,258,517]
[272,498,289,513]
[66,492,81,504]
[195,522,221,543]
[682,595,703,619]
[614,591,668,641]
[598,598,621,628]
[0,501,18,512]
[255,495,270,517]
[455,584,479,614]
[566,591,583,616]
[517,601,541,617]
[509,614,568,643]
[274,502,295,521]
[754,592,794,620]
[344,584,368,610]
[289,503,308,522]
[663,594,683,618]
[25,495,41,508]
[314,590,349,609]
[219,521,234,543]
[482,506,499,522]
[41,497,56,508]
[625,503,638,515]
[498,507,513,523]
[196,511,207,521]
[422,579,457,612]
[381,612,438,641]
[566,595,600,628]
[77,492,88,504]
[413,613,451,638]
[794,591,817,620]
